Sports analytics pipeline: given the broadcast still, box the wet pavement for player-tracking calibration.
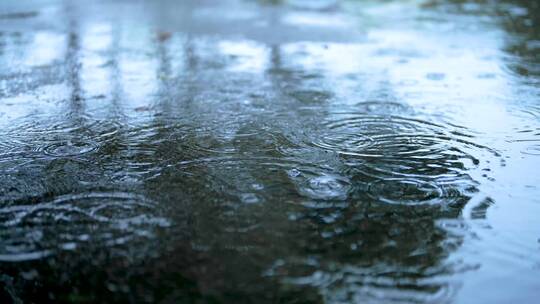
[1,0,540,303]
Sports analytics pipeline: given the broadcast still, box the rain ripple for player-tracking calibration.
[0,115,121,158]
[167,154,349,203]
[0,191,170,262]
[309,113,499,206]
[271,264,460,304]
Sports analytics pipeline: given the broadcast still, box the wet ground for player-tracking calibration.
[1,0,540,303]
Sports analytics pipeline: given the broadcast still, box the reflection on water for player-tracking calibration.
[1,0,540,303]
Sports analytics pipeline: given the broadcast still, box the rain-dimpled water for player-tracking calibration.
[1,0,539,303]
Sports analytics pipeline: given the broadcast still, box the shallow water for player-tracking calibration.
[0,0,539,303]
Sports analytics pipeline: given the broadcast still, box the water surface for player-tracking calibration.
[1,0,540,303]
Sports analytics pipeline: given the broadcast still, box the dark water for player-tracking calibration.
[1,0,539,303]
